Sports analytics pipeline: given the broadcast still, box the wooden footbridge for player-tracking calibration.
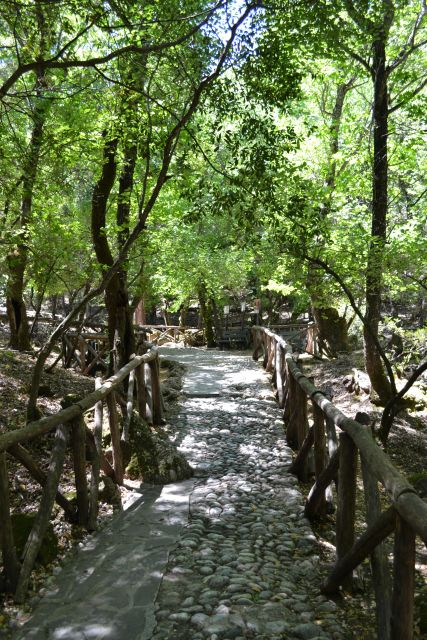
[60,321,319,376]
[0,327,426,639]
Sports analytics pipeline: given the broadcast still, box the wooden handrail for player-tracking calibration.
[0,343,164,601]
[252,325,425,640]
[252,326,427,543]
[0,348,158,452]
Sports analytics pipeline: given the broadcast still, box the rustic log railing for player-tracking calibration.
[142,325,204,346]
[61,325,204,375]
[0,345,163,602]
[252,325,427,640]
[266,322,318,356]
[62,331,109,374]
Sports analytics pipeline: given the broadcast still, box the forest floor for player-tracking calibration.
[0,334,426,636]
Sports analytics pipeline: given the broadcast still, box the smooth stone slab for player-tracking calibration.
[11,480,196,640]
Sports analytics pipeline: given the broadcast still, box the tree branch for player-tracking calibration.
[0,1,224,100]
[343,0,375,32]
[305,255,397,396]
[379,361,427,444]
[388,74,427,113]
[388,0,427,72]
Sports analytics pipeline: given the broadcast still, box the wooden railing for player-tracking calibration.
[62,331,109,374]
[252,326,427,640]
[0,344,163,602]
[265,322,318,356]
[61,325,204,375]
[142,325,204,345]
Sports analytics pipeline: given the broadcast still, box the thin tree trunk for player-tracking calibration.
[6,44,48,350]
[0,452,20,592]
[364,39,393,404]
[198,282,215,347]
[307,81,353,355]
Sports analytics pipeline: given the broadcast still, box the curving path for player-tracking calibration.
[10,348,349,640]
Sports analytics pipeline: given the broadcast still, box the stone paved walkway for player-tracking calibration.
[11,348,349,640]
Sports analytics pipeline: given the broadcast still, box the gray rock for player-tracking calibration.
[168,612,190,622]
[294,622,325,639]
[200,565,215,575]
[199,590,219,605]
[191,613,209,629]
[264,620,290,634]
[208,575,230,589]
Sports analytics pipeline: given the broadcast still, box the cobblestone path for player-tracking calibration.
[10,348,349,640]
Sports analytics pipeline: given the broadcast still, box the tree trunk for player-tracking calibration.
[364,39,393,404]
[306,81,353,356]
[134,298,146,325]
[6,81,47,350]
[307,263,349,356]
[311,304,349,356]
[6,253,31,351]
[198,282,215,347]
[179,302,188,328]
[91,137,136,374]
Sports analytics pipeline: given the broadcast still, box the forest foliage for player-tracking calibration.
[0,0,426,431]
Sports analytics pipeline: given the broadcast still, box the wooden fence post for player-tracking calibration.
[286,371,309,477]
[88,377,103,531]
[262,333,268,369]
[325,414,338,458]
[149,357,163,426]
[252,329,263,361]
[275,345,285,407]
[336,432,357,590]
[289,427,314,480]
[266,335,275,373]
[15,423,70,603]
[145,362,154,424]
[358,412,392,640]
[313,401,327,515]
[123,369,135,442]
[106,391,124,485]
[322,506,396,595]
[71,415,89,527]
[282,360,290,423]
[305,448,340,520]
[0,451,20,592]
[286,372,299,449]
[390,516,415,640]
[296,385,309,456]
[135,361,147,420]
[78,335,86,374]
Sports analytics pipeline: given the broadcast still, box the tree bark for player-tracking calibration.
[91,137,136,373]
[311,302,349,356]
[0,451,20,592]
[306,81,353,355]
[113,144,137,369]
[6,77,47,351]
[198,281,215,347]
[363,39,393,404]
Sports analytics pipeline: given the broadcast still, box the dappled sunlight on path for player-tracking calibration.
[12,347,349,640]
